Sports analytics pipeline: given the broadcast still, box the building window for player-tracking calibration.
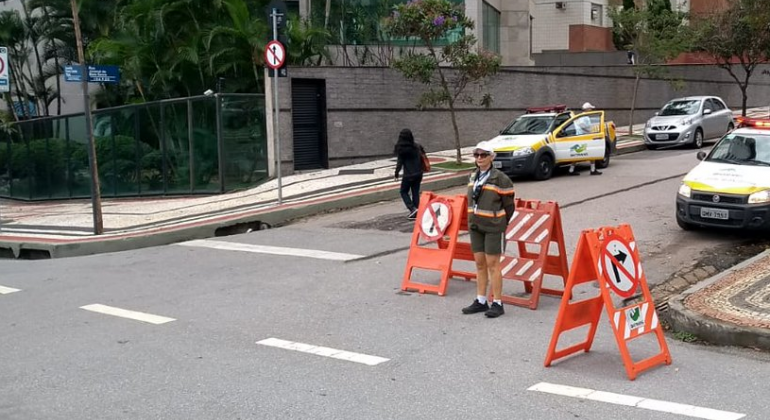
[591,3,603,26]
[482,1,500,54]
[286,0,300,17]
[309,0,464,46]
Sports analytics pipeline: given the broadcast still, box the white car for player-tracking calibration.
[676,117,770,230]
[644,96,734,149]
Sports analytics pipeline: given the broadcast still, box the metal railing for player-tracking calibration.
[0,94,268,201]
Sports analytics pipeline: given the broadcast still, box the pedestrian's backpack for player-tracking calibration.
[420,147,431,172]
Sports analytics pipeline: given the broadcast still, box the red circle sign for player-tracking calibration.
[599,233,640,298]
[264,40,286,70]
[419,199,453,242]
[0,56,5,76]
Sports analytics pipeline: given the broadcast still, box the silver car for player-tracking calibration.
[644,96,734,149]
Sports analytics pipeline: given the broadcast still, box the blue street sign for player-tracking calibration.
[64,65,121,84]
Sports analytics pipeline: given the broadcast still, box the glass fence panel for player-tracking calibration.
[191,98,219,193]
[161,101,192,194]
[0,94,266,201]
[135,105,165,195]
[221,95,268,190]
[92,108,138,196]
[65,114,92,199]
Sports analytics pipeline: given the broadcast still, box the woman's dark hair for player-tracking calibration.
[394,128,416,155]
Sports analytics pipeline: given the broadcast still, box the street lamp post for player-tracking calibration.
[70,0,104,235]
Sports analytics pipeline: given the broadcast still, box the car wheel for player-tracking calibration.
[727,122,734,133]
[646,144,659,150]
[596,140,611,169]
[533,154,554,181]
[677,216,696,231]
[691,128,704,149]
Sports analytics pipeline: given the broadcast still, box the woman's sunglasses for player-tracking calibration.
[473,152,490,158]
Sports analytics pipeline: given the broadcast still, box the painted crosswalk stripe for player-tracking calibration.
[179,239,364,262]
[257,337,389,366]
[528,382,745,420]
[0,285,21,294]
[80,304,176,325]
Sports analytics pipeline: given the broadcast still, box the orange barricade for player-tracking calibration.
[498,199,569,309]
[401,192,474,296]
[544,224,672,380]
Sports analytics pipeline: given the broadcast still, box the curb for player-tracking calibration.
[0,172,470,259]
[667,249,770,351]
[616,140,646,155]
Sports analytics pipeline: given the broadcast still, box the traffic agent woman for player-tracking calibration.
[462,142,515,318]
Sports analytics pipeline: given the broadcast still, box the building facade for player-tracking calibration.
[297,0,535,66]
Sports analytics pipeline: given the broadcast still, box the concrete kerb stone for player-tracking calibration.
[0,172,471,259]
[667,249,770,351]
[615,138,646,155]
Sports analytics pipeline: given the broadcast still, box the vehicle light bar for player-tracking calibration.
[526,104,567,114]
[735,116,770,128]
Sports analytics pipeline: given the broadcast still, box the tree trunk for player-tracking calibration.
[740,85,748,117]
[42,7,63,116]
[21,1,49,116]
[448,98,461,164]
[10,61,29,120]
[324,0,331,29]
[4,92,20,122]
[629,73,640,136]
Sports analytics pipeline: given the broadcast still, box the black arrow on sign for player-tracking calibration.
[610,250,627,284]
[429,206,441,234]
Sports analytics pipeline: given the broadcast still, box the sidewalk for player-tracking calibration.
[0,135,647,258]
[1,116,769,352]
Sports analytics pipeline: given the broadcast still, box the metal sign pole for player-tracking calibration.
[272,8,283,205]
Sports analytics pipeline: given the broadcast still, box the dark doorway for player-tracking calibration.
[291,79,328,170]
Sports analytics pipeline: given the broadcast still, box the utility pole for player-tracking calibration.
[70,0,104,235]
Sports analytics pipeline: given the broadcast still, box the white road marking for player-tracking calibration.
[179,239,364,262]
[257,337,389,366]
[528,382,745,420]
[0,285,21,294]
[80,304,176,325]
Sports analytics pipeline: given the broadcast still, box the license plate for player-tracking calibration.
[493,161,502,168]
[655,134,669,140]
[700,207,729,220]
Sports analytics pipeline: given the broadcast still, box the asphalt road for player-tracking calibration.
[2,147,769,420]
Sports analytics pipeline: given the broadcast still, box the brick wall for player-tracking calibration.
[690,0,730,18]
[533,0,612,53]
[276,65,770,170]
[569,25,614,52]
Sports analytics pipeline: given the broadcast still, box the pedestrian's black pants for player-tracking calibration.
[399,175,423,212]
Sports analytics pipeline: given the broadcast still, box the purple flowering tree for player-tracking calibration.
[386,0,501,164]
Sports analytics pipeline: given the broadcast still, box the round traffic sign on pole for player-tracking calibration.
[419,199,453,242]
[599,234,640,298]
[264,40,286,70]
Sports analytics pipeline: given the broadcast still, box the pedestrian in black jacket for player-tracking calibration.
[394,128,424,219]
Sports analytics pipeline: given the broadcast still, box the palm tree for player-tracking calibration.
[206,0,269,92]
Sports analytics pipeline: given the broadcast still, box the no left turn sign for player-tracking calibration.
[599,234,640,298]
[264,40,286,70]
[419,199,453,242]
